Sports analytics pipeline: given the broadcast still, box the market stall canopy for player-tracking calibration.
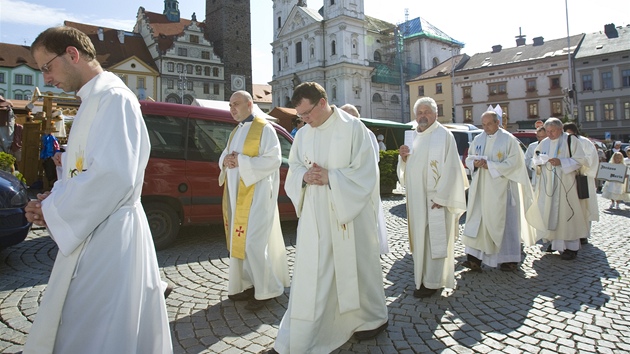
[360,117,413,151]
[192,99,277,122]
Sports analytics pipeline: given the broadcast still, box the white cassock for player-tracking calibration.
[532,133,589,252]
[274,108,388,354]
[24,72,172,354]
[368,129,389,254]
[218,117,290,299]
[574,135,600,237]
[463,129,540,267]
[524,141,539,182]
[397,122,468,290]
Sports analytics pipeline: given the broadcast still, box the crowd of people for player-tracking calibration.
[22,25,629,354]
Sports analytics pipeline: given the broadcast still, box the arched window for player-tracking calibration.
[391,95,400,104]
[332,86,337,101]
[352,39,358,55]
[373,51,382,62]
[372,93,382,103]
[432,57,439,68]
[331,40,336,56]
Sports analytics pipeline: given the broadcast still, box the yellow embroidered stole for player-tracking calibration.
[222,116,266,259]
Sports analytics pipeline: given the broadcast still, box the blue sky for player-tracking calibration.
[1,0,628,84]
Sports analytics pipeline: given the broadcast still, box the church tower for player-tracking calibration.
[163,0,180,22]
[322,0,364,21]
[205,0,252,99]
[272,0,298,40]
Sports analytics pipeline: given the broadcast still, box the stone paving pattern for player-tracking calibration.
[1,193,629,353]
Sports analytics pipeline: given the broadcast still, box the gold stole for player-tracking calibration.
[222,116,266,259]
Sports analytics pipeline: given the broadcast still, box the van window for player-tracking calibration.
[187,119,233,162]
[145,115,187,159]
[278,134,291,165]
[451,132,468,156]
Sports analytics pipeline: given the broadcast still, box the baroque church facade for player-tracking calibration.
[270,0,462,122]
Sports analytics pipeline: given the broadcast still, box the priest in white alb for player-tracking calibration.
[462,111,541,272]
[532,118,589,260]
[397,97,468,298]
[268,82,388,354]
[220,91,290,311]
[25,26,171,353]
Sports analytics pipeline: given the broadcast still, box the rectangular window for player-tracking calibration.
[464,107,473,122]
[528,102,538,118]
[463,86,471,98]
[436,83,443,94]
[196,66,202,75]
[624,102,630,120]
[0,72,4,83]
[203,83,210,94]
[204,67,211,76]
[25,75,33,85]
[189,35,199,44]
[178,47,188,57]
[526,79,537,92]
[14,74,23,84]
[137,77,146,89]
[418,85,425,96]
[550,77,561,89]
[177,63,184,73]
[437,104,444,117]
[295,41,302,63]
[167,79,174,89]
[582,74,592,91]
[213,84,220,95]
[14,93,23,100]
[186,65,193,75]
[202,51,210,60]
[213,67,219,77]
[622,70,630,87]
[602,72,613,90]
[167,62,174,72]
[603,103,615,120]
[551,101,562,116]
[584,105,594,121]
[186,81,193,90]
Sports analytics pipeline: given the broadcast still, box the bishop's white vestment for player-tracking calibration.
[274,108,388,354]
[462,129,540,267]
[23,72,172,354]
[532,133,589,251]
[219,116,290,300]
[397,122,468,291]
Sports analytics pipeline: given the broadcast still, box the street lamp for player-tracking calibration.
[443,46,456,122]
[178,69,187,105]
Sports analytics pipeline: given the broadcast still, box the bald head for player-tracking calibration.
[339,104,360,118]
[229,90,254,122]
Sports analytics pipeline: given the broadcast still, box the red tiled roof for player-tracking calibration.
[141,10,205,54]
[0,43,38,70]
[65,21,158,72]
[252,84,272,103]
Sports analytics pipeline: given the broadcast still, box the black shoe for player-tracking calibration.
[164,283,174,299]
[244,298,269,311]
[499,262,518,272]
[354,321,389,341]
[561,250,577,260]
[580,238,588,245]
[413,285,439,298]
[545,244,554,253]
[228,287,255,301]
[462,255,483,272]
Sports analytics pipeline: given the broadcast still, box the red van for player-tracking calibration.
[139,101,295,249]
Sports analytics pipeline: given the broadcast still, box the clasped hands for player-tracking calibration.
[25,191,51,227]
[399,145,410,162]
[223,151,239,169]
[473,159,488,169]
[303,163,329,186]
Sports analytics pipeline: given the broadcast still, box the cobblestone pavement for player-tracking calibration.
[1,193,630,353]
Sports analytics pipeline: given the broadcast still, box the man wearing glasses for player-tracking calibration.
[267,82,388,353]
[24,26,172,353]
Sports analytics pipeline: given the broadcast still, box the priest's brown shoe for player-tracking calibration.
[228,287,255,301]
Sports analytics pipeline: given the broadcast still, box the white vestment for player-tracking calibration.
[574,135,600,226]
[524,141,539,182]
[368,129,389,254]
[532,133,589,251]
[462,129,540,267]
[218,117,290,299]
[397,122,468,290]
[24,72,172,354]
[275,108,388,354]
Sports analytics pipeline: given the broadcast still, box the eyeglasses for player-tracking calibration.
[41,53,63,74]
[296,102,318,119]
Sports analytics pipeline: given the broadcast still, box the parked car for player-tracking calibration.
[444,123,483,177]
[512,130,538,147]
[0,170,32,249]
[139,101,295,250]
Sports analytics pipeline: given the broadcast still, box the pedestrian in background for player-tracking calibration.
[397,97,468,297]
[219,90,290,311]
[24,26,172,353]
[601,152,629,210]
